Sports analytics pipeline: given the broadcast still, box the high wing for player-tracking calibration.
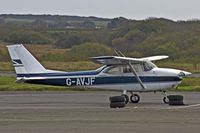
[91,56,142,65]
[91,55,168,65]
[140,55,169,61]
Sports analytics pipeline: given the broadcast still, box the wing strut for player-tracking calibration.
[114,49,147,90]
[128,63,147,89]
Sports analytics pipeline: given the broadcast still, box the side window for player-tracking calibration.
[130,63,144,73]
[122,66,131,73]
[104,63,149,74]
[105,66,123,74]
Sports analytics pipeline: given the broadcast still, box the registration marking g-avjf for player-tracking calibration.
[66,77,95,86]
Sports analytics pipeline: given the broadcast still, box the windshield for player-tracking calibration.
[143,60,157,71]
[96,65,107,72]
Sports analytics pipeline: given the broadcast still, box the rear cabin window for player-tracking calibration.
[104,64,144,74]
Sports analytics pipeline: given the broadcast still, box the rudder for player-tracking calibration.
[7,44,47,75]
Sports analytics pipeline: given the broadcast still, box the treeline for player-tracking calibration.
[0,14,200,65]
[0,14,109,29]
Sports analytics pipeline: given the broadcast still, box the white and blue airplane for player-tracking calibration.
[7,44,191,104]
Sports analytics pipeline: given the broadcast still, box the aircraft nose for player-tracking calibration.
[178,71,191,77]
[183,71,192,76]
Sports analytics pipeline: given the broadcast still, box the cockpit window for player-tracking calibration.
[103,61,157,74]
[104,64,141,74]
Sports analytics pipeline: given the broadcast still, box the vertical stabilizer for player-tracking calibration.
[7,44,47,74]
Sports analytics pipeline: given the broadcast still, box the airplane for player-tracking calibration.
[7,44,191,104]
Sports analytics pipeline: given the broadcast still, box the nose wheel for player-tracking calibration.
[163,96,169,104]
[162,91,169,104]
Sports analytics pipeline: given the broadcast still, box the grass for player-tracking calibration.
[0,76,199,91]
[177,86,200,91]
[176,77,200,91]
[157,61,200,73]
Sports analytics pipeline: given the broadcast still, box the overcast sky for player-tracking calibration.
[1,0,200,20]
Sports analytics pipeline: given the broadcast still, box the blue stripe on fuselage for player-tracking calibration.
[25,76,182,86]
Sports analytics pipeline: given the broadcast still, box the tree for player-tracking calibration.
[4,30,49,44]
[107,17,130,29]
[54,35,83,48]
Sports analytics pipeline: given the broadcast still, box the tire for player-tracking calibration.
[121,94,129,104]
[169,101,184,106]
[110,102,125,108]
[163,97,169,104]
[130,94,140,103]
[167,95,184,106]
[109,96,125,103]
[167,95,183,101]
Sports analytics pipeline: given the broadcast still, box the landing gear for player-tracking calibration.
[121,94,129,104]
[162,91,184,105]
[130,94,140,103]
[163,96,169,104]
[121,90,129,104]
[163,91,169,104]
[122,90,140,104]
[109,90,141,108]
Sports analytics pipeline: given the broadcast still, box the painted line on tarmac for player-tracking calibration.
[165,103,200,109]
[0,106,107,110]
[127,104,200,110]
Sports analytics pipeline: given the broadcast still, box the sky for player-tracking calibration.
[1,0,200,20]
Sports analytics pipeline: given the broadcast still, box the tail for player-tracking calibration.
[7,44,47,75]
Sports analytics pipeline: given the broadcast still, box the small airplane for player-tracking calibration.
[7,44,191,104]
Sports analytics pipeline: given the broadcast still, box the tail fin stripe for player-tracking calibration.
[7,44,47,75]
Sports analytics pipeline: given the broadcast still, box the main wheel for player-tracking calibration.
[121,94,129,104]
[130,94,140,103]
[163,97,169,104]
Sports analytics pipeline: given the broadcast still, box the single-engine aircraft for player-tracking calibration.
[7,44,191,104]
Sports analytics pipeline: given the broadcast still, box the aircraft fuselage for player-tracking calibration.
[23,67,187,92]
